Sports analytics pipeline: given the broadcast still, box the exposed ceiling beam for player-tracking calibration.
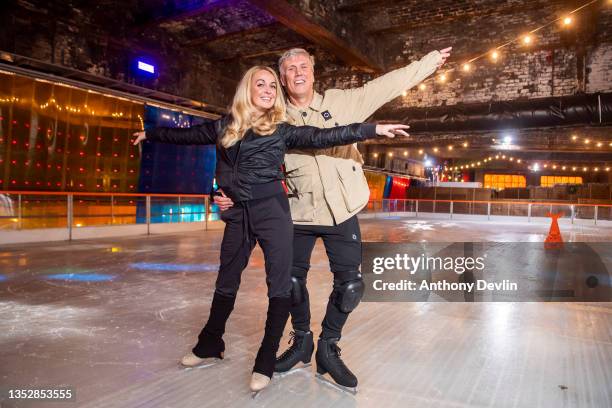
[221,43,310,62]
[248,0,383,73]
[185,22,284,47]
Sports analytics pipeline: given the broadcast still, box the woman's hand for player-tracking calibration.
[437,47,452,68]
[132,131,146,145]
[375,124,410,138]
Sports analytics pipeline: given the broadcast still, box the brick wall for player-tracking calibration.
[321,1,612,110]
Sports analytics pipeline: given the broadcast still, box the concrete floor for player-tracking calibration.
[1,216,611,407]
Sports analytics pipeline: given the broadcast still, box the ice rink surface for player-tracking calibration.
[1,216,611,407]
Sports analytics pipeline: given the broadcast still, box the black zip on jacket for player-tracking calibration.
[145,117,377,202]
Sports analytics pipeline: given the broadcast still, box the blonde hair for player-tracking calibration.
[221,66,287,148]
[278,48,315,76]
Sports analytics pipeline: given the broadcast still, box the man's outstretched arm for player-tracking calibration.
[331,47,451,122]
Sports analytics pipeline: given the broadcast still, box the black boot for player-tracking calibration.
[252,296,291,385]
[315,338,358,388]
[275,330,314,373]
[192,291,236,359]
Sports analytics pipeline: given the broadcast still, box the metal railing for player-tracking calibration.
[2,192,610,240]
[0,191,217,238]
[364,199,612,224]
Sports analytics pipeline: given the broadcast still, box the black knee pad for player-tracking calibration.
[333,276,364,313]
[290,276,307,306]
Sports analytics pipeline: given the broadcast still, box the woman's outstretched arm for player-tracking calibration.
[132,117,226,146]
[282,123,409,150]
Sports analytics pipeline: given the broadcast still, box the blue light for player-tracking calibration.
[46,273,116,282]
[129,262,218,272]
[381,215,404,220]
[137,61,155,74]
[0,274,7,282]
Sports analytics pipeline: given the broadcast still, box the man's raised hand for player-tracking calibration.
[437,47,452,68]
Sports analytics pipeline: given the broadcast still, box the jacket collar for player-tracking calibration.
[287,91,323,114]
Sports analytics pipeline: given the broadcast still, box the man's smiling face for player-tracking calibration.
[280,53,315,101]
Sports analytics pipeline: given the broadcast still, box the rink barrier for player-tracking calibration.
[363,198,612,225]
[0,191,220,238]
[1,192,611,243]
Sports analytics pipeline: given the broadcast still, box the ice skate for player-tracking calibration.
[315,338,358,395]
[274,330,314,375]
[179,351,223,370]
[251,296,291,397]
[250,372,271,398]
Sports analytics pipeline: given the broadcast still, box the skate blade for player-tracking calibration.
[178,358,223,370]
[274,363,312,378]
[315,373,358,395]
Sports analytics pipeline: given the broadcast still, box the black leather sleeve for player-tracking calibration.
[281,123,377,150]
[145,117,227,145]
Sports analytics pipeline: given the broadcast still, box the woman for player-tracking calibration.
[132,65,407,392]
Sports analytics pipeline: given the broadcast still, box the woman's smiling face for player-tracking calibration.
[251,69,277,113]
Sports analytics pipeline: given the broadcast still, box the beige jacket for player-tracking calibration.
[284,50,442,225]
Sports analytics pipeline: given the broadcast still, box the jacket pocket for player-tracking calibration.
[284,154,314,195]
[336,161,370,212]
[287,173,315,222]
[284,163,315,222]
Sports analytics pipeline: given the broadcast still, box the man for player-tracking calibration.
[215,46,451,390]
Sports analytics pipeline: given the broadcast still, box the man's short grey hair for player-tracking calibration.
[278,48,315,76]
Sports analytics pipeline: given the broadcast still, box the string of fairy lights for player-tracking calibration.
[403,0,608,91]
[2,95,131,119]
[1,93,189,130]
[390,0,612,182]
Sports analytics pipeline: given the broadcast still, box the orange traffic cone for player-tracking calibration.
[544,212,564,249]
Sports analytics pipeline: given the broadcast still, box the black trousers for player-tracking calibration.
[215,193,293,299]
[290,215,362,339]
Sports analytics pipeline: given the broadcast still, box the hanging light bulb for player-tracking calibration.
[419,84,426,91]
[439,73,447,83]
[563,16,573,26]
[523,34,533,45]
[490,50,499,62]
[462,63,471,72]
